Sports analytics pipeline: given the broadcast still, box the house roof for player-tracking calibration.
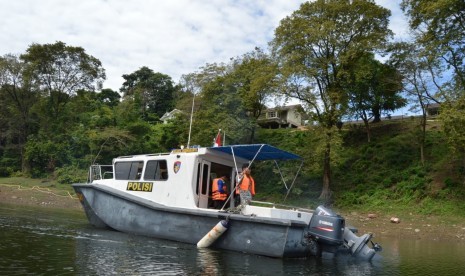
[160,109,183,120]
[264,104,303,111]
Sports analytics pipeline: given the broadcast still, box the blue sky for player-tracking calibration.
[0,0,410,106]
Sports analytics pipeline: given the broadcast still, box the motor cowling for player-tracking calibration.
[307,205,345,246]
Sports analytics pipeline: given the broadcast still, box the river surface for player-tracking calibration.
[1,203,464,275]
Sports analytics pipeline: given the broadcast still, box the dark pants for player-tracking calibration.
[234,194,240,206]
[214,199,228,209]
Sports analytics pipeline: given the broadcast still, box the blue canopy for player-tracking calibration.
[209,144,302,161]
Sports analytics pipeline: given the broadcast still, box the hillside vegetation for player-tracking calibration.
[254,117,465,217]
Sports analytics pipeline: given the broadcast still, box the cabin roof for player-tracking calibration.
[209,144,301,161]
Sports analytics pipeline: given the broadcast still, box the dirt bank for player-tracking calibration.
[1,184,464,242]
[342,211,465,242]
[0,185,82,210]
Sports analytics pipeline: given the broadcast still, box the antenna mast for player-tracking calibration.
[187,92,195,148]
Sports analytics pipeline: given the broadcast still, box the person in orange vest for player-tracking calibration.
[212,175,229,209]
[235,163,255,206]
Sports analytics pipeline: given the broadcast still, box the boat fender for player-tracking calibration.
[197,220,229,248]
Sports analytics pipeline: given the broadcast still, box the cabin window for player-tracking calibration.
[144,160,168,181]
[115,161,144,180]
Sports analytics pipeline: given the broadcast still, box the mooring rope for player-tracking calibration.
[0,183,78,200]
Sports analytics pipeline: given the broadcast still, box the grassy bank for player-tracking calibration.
[256,117,465,220]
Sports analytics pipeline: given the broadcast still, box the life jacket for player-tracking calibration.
[212,178,227,201]
[235,174,255,196]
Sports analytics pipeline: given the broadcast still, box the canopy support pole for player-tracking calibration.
[221,144,265,211]
[283,160,304,202]
[274,160,289,191]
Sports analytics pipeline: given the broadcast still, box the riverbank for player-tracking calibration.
[0,183,82,210]
[342,210,465,242]
[1,182,464,242]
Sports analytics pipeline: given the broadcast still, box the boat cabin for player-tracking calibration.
[90,144,301,211]
[91,147,252,210]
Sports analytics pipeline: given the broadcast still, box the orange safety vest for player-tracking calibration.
[212,178,227,201]
[235,174,255,196]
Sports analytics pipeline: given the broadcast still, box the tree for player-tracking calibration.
[178,63,254,146]
[20,41,106,120]
[401,0,465,166]
[0,54,39,173]
[97,88,121,107]
[345,52,405,142]
[440,97,465,184]
[15,42,106,174]
[401,0,465,91]
[120,67,176,120]
[231,48,279,142]
[272,0,392,200]
[388,42,441,165]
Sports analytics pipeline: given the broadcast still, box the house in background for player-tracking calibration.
[257,104,306,129]
[160,109,183,124]
[426,103,441,116]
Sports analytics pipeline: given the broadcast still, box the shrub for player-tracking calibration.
[54,165,88,184]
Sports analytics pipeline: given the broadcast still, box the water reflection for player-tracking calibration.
[1,204,465,276]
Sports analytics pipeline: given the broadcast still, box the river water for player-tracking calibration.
[1,204,464,276]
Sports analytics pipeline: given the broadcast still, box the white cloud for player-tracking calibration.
[0,0,408,91]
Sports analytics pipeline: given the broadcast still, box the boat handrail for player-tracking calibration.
[251,200,314,213]
[88,164,113,183]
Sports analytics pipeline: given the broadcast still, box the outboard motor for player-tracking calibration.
[343,228,381,260]
[306,205,345,252]
[305,205,382,260]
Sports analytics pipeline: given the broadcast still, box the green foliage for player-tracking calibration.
[54,165,88,184]
[20,41,105,118]
[120,66,176,119]
[181,63,256,146]
[344,52,406,124]
[331,119,465,216]
[271,0,393,199]
[401,0,465,91]
[439,97,465,157]
[231,48,279,118]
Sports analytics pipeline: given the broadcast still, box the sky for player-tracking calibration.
[0,0,410,94]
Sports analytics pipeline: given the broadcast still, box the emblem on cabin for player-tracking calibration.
[174,161,181,174]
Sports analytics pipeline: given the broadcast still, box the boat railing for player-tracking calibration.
[251,200,314,213]
[88,165,114,183]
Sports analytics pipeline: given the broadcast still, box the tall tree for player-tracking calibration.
[345,52,405,142]
[231,48,279,142]
[20,41,106,121]
[272,0,392,200]
[179,63,253,146]
[120,67,175,120]
[401,0,465,91]
[401,0,465,167]
[97,88,121,107]
[388,42,441,165]
[17,41,105,174]
[0,54,39,173]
